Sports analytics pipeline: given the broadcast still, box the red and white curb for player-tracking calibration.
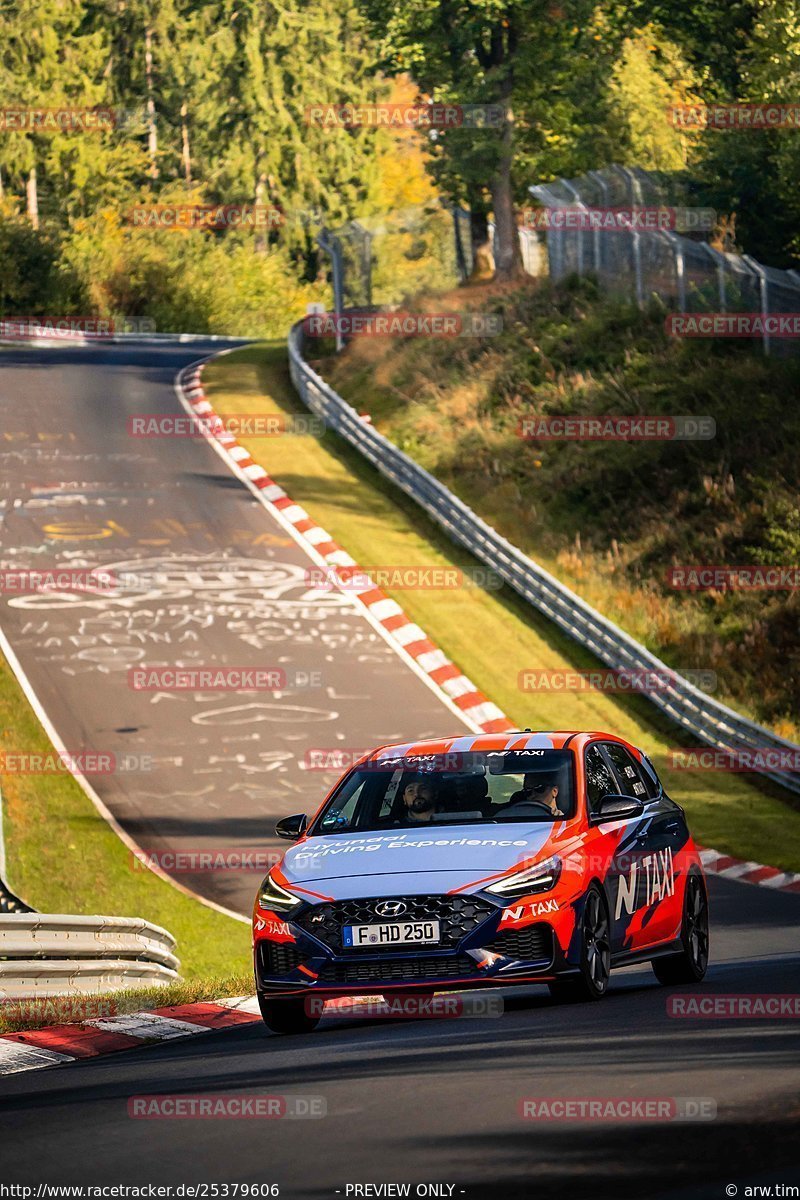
[699,848,800,892]
[176,360,512,736]
[0,996,260,1076]
[0,994,375,1077]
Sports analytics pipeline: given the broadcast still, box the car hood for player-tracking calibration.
[281,823,565,889]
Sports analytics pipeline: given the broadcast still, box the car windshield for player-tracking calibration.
[310,749,575,834]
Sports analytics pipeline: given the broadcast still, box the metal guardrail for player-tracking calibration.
[288,319,800,795]
[0,914,179,997]
[0,328,251,346]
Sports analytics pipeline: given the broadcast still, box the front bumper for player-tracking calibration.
[254,892,564,996]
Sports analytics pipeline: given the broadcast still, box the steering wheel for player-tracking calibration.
[501,798,556,816]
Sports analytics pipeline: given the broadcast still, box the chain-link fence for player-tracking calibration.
[316,164,800,357]
[530,164,800,357]
[320,204,462,311]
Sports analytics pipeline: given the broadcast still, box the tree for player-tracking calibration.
[609,25,703,172]
[356,0,627,281]
[685,0,800,266]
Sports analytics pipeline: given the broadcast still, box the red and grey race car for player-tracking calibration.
[253,731,709,1033]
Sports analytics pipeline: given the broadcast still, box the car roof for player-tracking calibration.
[364,731,625,760]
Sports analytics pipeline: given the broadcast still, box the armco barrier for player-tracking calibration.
[287,319,800,795]
[0,913,179,997]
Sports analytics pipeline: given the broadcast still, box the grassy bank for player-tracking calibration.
[0,973,253,1034]
[321,278,800,742]
[205,342,800,872]
[0,653,251,978]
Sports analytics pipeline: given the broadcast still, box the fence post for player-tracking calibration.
[361,224,373,308]
[316,227,345,353]
[529,184,563,281]
[661,231,686,313]
[561,179,584,276]
[588,170,610,277]
[610,165,644,306]
[744,255,770,356]
[701,242,727,311]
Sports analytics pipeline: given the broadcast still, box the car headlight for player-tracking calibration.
[257,872,300,913]
[486,855,562,898]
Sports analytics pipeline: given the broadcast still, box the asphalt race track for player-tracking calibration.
[0,877,799,1196]
[0,342,469,913]
[0,344,799,1198]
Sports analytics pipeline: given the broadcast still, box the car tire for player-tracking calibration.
[257,993,321,1034]
[652,871,709,985]
[548,883,611,1003]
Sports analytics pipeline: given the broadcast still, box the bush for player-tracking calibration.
[61,209,326,335]
[0,210,86,316]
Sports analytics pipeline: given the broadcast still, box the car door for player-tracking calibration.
[583,742,638,954]
[600,741,685,950]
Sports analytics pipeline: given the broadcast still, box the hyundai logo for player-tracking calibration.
[374,900,407,917]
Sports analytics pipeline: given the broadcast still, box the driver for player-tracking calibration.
[397,777,439,824]
[505,772,564,817]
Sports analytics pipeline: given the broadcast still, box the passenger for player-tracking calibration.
[397,778,439,825]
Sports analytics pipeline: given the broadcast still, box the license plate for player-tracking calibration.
[342,920,440,948]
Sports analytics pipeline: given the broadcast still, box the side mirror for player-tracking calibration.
[275,812,308,840]
[591,794,644,823]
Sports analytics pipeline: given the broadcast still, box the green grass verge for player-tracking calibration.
[0,972,253,1034]
[204,341,800,874]
[0,653,251,979]
[323,279,800,741]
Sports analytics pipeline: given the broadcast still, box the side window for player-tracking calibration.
[584,744,617,815]
[638,752,663,799]
[602,742,650,800]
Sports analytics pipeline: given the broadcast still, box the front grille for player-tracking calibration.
[483,923,554,963]
[317,954,477,985]
[259,941,302,977]
[295,894,495,952]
